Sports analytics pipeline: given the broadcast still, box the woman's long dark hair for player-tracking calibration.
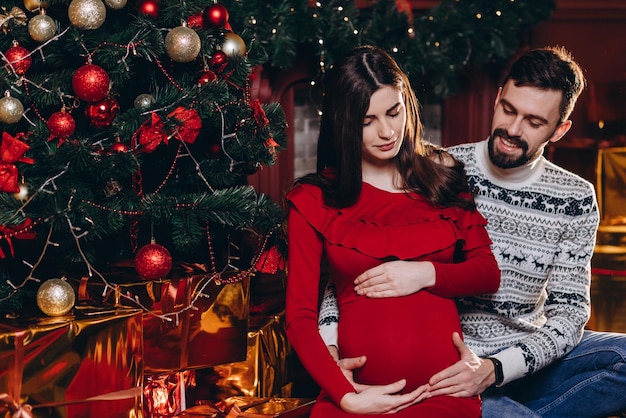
[298,45,474,211]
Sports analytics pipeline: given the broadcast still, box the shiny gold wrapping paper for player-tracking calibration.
[175,396,314,417]
[203,311,291,400]
[143,274,250,374]
[0,307,143,418]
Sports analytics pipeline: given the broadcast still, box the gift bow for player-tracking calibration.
[135,107,201,153]
[0,132,34,193]
[0,6,27,30]
[0,394,33,418]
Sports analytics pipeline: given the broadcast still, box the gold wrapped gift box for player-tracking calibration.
[0,307,143,418]
[195,311,291,401]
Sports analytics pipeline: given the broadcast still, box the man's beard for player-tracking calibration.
[487,128,531,169]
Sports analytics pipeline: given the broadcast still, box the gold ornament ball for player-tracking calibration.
[221,33,246,57]
[28,13,57,43]
[23,0,49,11]
[37,279,76,317]
[0,95,24,124]
[165,26,201,63]
[68,0,107,30]
[104,0,127,10]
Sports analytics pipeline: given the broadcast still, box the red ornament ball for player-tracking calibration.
[47,111,76,138]
[197,69,217,86]
[72,64,110,103]
[135,243,172,280]
[203,3,229,29]
[85,96,119,127]
[136,0,159,18]
[109,141,128,153]
[208,51,228,73]
[5,44,32,75]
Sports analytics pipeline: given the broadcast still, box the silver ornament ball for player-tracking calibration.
[104,0,127,10]
[28,13,57,42]
[165,26,201,63]
[134,93,155,111]
[68,0,107,30]
[0,95,24,124]
[221,32,247,57]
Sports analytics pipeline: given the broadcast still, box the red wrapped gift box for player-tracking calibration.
[142,273,250,374]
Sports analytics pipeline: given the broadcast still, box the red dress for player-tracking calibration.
[285,182,500,418]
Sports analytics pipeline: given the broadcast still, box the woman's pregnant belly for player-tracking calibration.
[337,290,462,392]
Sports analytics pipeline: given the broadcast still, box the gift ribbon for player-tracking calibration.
[0,329,141,417]
[0,218,36,259]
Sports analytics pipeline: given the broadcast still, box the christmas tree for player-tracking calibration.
[0,0,289,315]
[0,0,555,315]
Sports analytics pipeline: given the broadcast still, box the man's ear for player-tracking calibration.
[494,87,503,111]
[549,120,573,144]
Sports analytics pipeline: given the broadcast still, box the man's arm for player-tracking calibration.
[319,280,339,347]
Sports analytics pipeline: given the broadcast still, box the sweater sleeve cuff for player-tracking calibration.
[319,321,338,347]
[492,347,528,386]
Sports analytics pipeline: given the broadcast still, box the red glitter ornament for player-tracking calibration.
[4,43,32,75]
[187,12,203,29]
[72,64,110,103]
[203,4,229,29]
[136,0,159,19]
[85,96,119,127]
[47,110,76,141]
[135,242,172,280]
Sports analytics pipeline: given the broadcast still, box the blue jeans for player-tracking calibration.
[482,330,626,418]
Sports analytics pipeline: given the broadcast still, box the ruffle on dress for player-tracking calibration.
[286,182,490,260]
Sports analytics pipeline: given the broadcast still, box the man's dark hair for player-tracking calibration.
[503,46,586,121]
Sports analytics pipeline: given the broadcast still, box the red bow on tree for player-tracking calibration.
[0,132,34,193]
[249,98,268,129]
[134,107,202,153]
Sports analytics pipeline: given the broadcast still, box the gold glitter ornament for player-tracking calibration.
[165,25,201,63]
[28,11,57,43]
[221,32,246,57]
[36,278,76,317]
[68,0,106,30]
[0,93,24,124]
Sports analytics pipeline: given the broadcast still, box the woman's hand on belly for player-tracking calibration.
[339,380,431,414]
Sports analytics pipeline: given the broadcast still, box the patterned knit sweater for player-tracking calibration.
[318,139,599,385]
